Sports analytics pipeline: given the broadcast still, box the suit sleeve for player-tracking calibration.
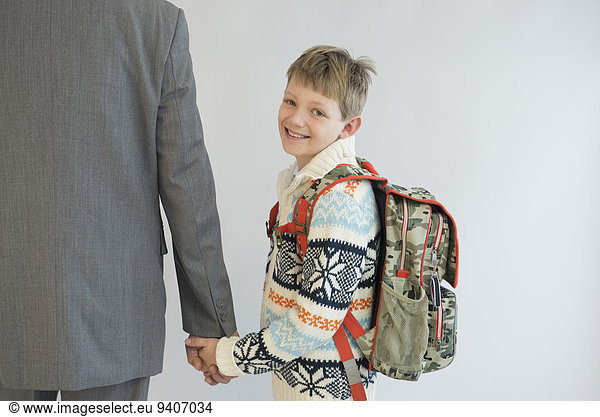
[156,8,236,338]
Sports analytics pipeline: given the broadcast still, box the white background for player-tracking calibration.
[150,0,600,400]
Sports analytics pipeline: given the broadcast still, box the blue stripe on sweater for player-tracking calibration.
[309,189,378,234]
[263,306,373,354]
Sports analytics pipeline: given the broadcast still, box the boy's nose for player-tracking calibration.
[289,110,306,128]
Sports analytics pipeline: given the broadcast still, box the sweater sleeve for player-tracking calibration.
[216,180,379,376]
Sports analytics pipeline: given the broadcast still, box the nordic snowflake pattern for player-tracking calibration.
[232,178,380,399]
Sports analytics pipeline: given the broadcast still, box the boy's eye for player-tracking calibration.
[313,109,325,117]
[284,99,295,106]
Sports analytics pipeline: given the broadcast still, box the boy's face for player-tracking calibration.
[278,77,360,169]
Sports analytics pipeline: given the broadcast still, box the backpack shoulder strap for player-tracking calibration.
[291,160,386,259]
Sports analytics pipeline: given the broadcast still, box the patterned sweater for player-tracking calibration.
[216,136,380,400]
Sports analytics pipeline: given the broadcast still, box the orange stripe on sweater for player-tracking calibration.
[268,289,372,331]
[298,307,342,331]
[349,297,373,311]
[268,288,372,313]
[268,288,298,309]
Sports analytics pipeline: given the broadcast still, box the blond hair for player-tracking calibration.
[286,45,376,121]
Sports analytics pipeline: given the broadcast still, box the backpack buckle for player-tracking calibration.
[292,220,307,236]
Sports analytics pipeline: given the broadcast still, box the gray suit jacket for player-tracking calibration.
[0,0,237,390]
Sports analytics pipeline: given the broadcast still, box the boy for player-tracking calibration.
[189,45,379,400]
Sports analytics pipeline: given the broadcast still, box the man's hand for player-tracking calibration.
[189,337,219,369]
[185,335,217,372]
[185,332,241,386]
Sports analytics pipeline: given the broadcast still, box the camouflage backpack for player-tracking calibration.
[266,158,459,401]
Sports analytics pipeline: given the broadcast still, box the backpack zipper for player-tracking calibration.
[399,198,409,270]
[431,213,444,350]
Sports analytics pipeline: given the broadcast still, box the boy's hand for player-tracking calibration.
[203,364,237,386]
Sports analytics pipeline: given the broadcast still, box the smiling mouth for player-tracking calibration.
[285,127,310,139]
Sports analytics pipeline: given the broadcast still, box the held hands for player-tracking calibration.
[185,333,240,386]
[185,336,218,371]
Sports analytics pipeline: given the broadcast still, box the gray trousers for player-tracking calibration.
[0,377,150,401]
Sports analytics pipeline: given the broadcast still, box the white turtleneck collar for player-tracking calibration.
[282,135,357,187]
[275,135,357,224]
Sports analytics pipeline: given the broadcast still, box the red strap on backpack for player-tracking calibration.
[359,160,380,176]
[333,311,368,401]
[294,198,310,258]
[266,202,279,238]
[267,198,310,260]
[343,311,367,339]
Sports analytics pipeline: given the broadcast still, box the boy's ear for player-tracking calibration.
[338,116,362,139]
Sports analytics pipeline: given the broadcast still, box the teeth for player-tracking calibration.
[287,128,308,138]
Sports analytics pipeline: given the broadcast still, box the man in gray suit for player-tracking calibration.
[0,0,236,400]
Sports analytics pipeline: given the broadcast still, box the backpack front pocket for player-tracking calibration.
[368,276,429,379]
[423,286,457,372]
